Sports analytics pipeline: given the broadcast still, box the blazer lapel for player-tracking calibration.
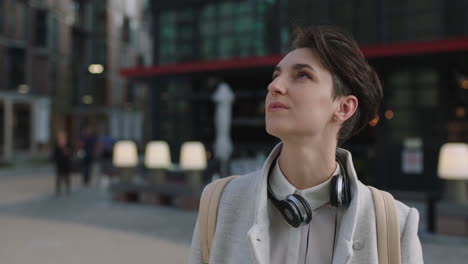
[247,143,282,264]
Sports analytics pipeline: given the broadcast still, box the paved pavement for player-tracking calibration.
[0,168,196,264]
[1,167,468,263]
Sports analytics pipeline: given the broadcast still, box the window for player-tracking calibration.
[159,9,195,63]
[7,48,26,91]
[22,3,29,41]
[385,67,440,144]
[219,37,234,58]
[444,0,468,36]
[31,55,49,94]
[354,0,380,44]
[159,2,272,63]
[0,0,3,35]
[159,80,193,151]
[0,47,3,89]
[34,9,48,47]
[122,16,131,43]
[414,69,438,107]
[48,16,57,51]
[200,5,218,59]
[13,103,31,150]
[95,40,107,65]
[159,11,176,63]
[331,0,354,29]
[388,71,412,108]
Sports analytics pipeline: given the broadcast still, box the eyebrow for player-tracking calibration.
[274,63,316,72]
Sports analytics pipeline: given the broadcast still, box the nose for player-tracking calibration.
[267,76,286,96]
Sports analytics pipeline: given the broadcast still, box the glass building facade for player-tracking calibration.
[124,0,468,191]
[158,0,274,64]
[156,0,468,65]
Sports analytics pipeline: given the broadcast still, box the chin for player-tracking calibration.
[265,121,289,139]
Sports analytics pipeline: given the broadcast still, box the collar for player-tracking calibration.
[269,158,341,211]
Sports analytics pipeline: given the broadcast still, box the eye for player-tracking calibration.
[272,72,279,80]
[296,71,311,79]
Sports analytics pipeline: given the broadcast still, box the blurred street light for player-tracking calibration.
[455,107,466,118]
[82,95,93,104]
[385,110,394,120]
[17,84,30,94]
[88,64,104,74]
[462,80,468,90]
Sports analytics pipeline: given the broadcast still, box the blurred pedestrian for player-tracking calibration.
[78,126,97,186]
[98,131,116,187]
[189,25,423,263]
[52,131,72,196]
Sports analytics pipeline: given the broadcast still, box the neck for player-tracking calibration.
[278,139,337,190]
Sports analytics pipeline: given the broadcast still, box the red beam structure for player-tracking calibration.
[362,36,468,58]
[120,37,468,78]
[120,54,282,78]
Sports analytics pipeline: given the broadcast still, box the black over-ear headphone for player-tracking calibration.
[267,156,351,228]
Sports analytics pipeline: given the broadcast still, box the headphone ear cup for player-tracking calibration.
[290,194,312,224]
[278,200,302,228]
[330,175,339,207]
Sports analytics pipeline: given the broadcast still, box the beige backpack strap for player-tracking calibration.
[199,175,238,263]
[368,186,401,264]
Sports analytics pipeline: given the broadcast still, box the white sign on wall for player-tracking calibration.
[34,98,50,143]
[402,138,424,174]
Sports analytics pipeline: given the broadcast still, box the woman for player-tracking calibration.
[189,25,423,264]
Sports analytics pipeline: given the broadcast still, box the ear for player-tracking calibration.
[333,95,358,124]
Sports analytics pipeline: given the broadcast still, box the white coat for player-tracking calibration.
[188,144,424,264]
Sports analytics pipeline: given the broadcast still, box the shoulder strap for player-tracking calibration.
[199,175,238,264]
[368,186,401,264]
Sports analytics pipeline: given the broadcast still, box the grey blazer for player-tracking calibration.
[189,144,424,264]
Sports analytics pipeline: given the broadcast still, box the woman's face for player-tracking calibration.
[265,48,339,141]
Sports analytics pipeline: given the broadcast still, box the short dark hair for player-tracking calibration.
[290,25,383,146]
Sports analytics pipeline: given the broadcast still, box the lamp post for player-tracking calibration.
[113,140,139,182]
[144,141,171,184]
[438,143,468,204]
[180,141,207,189]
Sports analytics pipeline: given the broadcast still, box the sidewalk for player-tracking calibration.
[0,164,53,177]
[0,169,57,205]
[0,215,189,264]
[0,167,195,264]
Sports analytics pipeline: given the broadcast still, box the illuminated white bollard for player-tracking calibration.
[438,143,468,204]
[113,140,138,182]
[145,141,171,184]
[180,142,207,189]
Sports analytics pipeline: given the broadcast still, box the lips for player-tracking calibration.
[268,102,290,111]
